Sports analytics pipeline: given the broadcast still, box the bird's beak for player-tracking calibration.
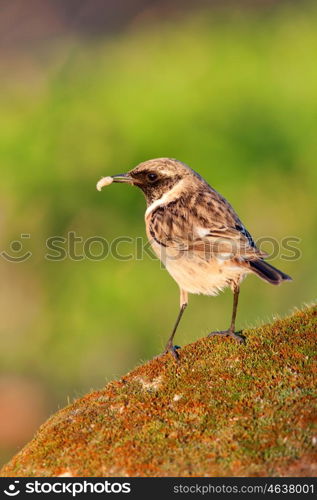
[111,173,134,184]
[96,172,135,191]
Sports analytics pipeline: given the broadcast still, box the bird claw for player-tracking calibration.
[208,329,246,344]
[163,344,181,361]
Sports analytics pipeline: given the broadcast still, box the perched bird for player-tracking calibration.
[97,158,291,359]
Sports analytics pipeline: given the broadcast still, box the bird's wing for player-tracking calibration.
[148,188,265,261]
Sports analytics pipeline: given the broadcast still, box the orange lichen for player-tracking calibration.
[1,305,316,477]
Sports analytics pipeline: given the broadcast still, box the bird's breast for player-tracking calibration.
[145,227,245,296]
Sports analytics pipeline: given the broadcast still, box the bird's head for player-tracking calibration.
[103,158,203,204]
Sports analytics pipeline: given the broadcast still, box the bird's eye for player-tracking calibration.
[147,173,158,182]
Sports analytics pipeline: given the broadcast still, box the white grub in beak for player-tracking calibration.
[96,176,113,191]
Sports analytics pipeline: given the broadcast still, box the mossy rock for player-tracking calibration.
[1,306,316,477]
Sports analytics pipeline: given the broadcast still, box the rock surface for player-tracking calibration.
[1,306,316,477]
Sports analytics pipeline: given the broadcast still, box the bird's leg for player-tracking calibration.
[164,289,188,360]
[229,284,239,333]
[208,285,245,344]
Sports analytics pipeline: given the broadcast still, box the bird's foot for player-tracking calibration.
[163,343,181,361]
[208,329,246,344]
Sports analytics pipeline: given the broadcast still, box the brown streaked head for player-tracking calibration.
[111,158,204,204]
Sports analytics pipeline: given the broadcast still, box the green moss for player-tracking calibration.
[1,306,316,477]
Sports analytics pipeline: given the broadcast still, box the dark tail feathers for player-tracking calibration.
[248,260,292,285]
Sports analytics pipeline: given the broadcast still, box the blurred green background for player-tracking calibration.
[0,0,316,466]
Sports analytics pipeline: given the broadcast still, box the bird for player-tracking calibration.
[97,158,292,360]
